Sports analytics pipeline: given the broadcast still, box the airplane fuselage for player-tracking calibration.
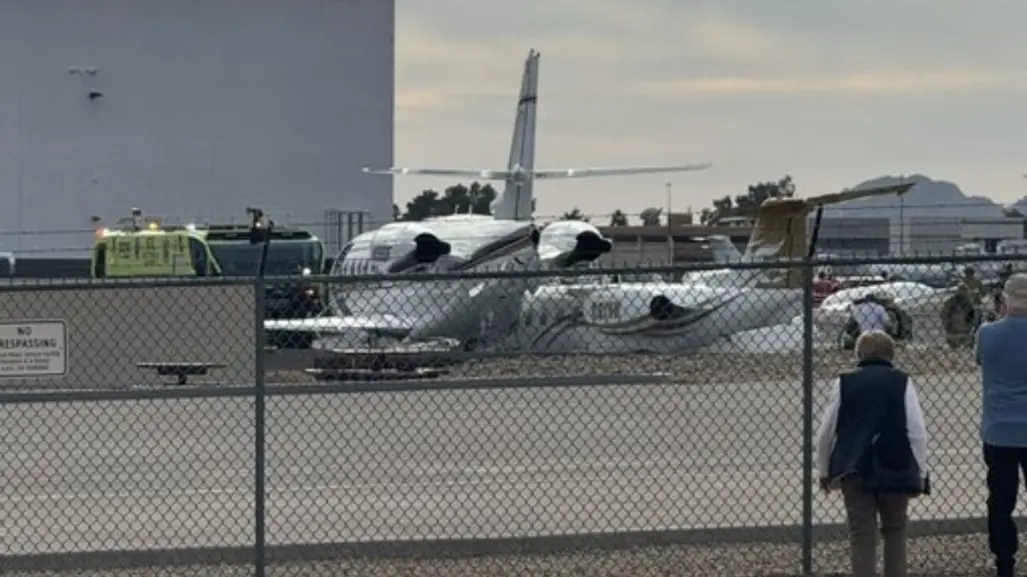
[509,282,802,354]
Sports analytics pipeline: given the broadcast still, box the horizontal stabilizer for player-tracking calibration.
[362,167,507,179]
[730,181,916,217]
[532,163,712,180]
[804,181,916,207]
[363,163,713,181]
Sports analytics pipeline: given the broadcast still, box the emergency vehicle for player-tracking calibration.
[90,210,327,318]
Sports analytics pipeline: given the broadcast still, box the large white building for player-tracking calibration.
[0,0,394,259]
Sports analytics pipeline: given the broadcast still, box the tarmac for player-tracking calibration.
[0,371,1011,557]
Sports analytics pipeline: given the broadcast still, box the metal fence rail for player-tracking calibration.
[0,256,1017,576]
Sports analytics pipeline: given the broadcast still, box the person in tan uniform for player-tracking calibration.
[942,267,985,348]
[961,266,985,302]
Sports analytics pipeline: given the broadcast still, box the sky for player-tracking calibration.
[393,0,1027,223]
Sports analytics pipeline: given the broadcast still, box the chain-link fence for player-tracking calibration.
[0,255,1017,576]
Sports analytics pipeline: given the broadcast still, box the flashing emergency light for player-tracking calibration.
[147,222,159,231]
[246,206,270,245]
[95,227,110,238]
[185,223,196,232]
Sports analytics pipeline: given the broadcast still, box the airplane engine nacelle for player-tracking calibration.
[540,222,612,269]
[412,233,451,263]
[563,230,612,267]
[648,295,689,321]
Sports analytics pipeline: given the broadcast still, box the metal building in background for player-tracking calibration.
[0,0,394,259]
[322,209,373,257]
[812,216,891,256]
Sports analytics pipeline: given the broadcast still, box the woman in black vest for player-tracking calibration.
[816,330,930,577]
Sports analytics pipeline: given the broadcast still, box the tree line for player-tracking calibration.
[393,176,796,226]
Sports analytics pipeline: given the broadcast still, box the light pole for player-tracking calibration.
[665,181,673,265]
[898,194,905,256]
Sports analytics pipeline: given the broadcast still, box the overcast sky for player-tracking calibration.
[392,0,1027,222]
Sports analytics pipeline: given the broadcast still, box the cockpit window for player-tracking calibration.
[371,245,391,261]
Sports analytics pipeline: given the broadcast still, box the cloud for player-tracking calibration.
[675,12,816,69]
[390,0,1027,215]
[645,69,1027,96]
[395,2,1027,117]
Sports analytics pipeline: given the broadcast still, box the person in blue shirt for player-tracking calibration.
[976,273,1027,577]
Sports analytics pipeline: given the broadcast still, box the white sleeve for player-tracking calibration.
[816,379,841,477]
[905,378,929,476]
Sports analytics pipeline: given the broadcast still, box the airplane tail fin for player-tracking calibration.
[741,182,915,263]
[737,182,914,286]
[491,50,540,221]
[362,49,711,222]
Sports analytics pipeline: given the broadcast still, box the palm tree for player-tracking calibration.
[562,208,589,222]
[639,207,662,226]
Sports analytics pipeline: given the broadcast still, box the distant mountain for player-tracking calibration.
[1014,196,1027,217]
[818,174,1009,220]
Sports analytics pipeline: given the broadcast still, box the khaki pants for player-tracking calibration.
[841,477,910,577]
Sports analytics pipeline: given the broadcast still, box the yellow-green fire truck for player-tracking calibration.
[90,221,326,318]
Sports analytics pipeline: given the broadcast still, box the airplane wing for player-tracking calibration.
[805,182,916,207]
[264,314,411,334]
[362,166,507,179]
[531,163,712,179]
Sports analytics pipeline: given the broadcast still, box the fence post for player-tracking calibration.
[253,277,267,577]
[800,256,815,576]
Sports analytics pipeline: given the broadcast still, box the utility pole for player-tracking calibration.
[898,194,905,256]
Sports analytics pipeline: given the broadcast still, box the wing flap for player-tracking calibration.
[264,315,411,334]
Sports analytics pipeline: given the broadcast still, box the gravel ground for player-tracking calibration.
[266,346,978,385]
[6,534,997,576]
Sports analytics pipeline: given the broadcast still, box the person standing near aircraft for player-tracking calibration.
[841,294,893,349]
[852,295,891,332]
[962,267,986,302]
[993,263,1015,314]
[813,271,840,306]
[976,274,1027,577]
[817,330,929,577]
[998,263,1014,292]
[943,269,985,348]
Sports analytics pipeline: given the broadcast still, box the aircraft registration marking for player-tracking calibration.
[590,301,620,322]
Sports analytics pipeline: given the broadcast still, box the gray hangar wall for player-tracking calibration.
[0,0,394,259]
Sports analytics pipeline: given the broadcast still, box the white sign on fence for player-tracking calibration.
[0,320,68,377]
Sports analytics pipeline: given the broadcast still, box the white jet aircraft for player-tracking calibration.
[264,48,711,351]
[509,182,916,354]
